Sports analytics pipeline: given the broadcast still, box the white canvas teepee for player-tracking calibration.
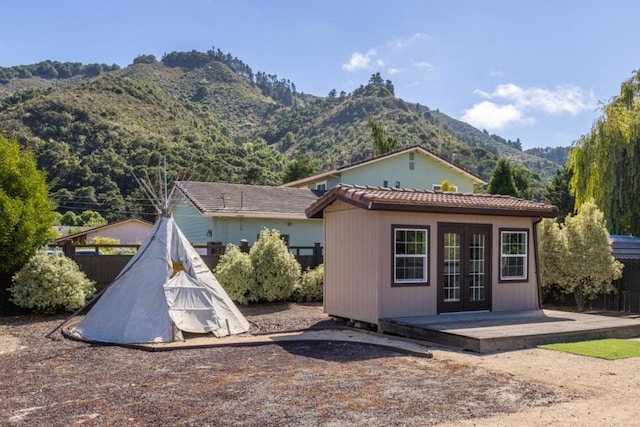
[69,214,250,344]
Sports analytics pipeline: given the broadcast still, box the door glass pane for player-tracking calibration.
[468,233,486,302]
[443,232,460,302]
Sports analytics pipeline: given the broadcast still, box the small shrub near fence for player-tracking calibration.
[293,264,324,302]
[9,253,96,314]
[214,244,255,304]
[251,229,301,302]
[215,229,303,304]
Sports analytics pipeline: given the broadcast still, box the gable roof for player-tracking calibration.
[175,181,322,219]
[55,218,154,243]
[306,184,559,219]
[282,145,487,187]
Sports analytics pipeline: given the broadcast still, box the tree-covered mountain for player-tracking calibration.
[0,49,563,221]
[525,146,570,165]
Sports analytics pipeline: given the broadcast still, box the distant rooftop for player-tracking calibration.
[175,181,322,219]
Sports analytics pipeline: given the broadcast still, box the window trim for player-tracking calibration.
[391,225,430,287]
[499,228,529,282]
[315,181,327,191]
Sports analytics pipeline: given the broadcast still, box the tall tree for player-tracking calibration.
[486,158,519,197]
[368,117,398,156]
[0,135,55,312]
[512,164,532,199]
[282,153,317,184]
[568,70,640,235]
[543,167,575,223]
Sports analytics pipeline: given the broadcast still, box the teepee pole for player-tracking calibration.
[163,157,169,215]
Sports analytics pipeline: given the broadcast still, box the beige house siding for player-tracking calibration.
[323,205,540,322]
[491,217,540,311]
[323,201,380,324]
[84,221,152,244]
[57,219,154,245]
[377,211,437,319]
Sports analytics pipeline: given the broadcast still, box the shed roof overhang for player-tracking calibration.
[306,184,559,219]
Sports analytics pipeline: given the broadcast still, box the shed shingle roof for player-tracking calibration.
[306,184,559,218]
[175,181,322,219]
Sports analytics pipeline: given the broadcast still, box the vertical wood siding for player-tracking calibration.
[323,201,380,324]
[323,205,540,324]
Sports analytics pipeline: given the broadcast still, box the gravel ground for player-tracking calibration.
[0,303,574,426]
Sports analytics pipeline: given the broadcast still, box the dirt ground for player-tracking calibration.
[0,303,637,426]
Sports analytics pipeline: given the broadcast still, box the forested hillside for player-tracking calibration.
[0,49,563,220]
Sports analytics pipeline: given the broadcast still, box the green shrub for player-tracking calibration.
[215,229,302,303]
[294,264,324,302]
[250,229,301,302]
[9,253,96,314]
[214,244,255,304]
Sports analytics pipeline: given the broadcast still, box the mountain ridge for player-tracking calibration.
[0,50,564,220]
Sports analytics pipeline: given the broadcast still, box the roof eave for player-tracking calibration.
[203,211,318,220]
[281,169,339,187]
[367,201,558,217]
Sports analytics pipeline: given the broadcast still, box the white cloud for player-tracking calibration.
[413,61,435,73]
[342,49,378,71]
[461,83,595,131]
[387,67,400,75]
[486,83,594,115]
[391,33,431,48]
[472,89,491,99]
[461,101,535,131]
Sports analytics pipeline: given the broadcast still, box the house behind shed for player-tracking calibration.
[306,184,558,325]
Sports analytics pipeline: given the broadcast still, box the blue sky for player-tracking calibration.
[2,1,639,149]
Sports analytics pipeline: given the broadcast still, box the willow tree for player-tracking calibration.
[568,70,640,235]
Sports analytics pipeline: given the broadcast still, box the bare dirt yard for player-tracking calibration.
[1,303,637,426]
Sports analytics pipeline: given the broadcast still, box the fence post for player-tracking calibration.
[63,241,75,259]
[313,242,322,268]
[239,239,249,253]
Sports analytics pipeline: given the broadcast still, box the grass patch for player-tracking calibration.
[538,339,640,360]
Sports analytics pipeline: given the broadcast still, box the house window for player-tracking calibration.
[393,226,429,285]
[383,180,389,187]
[409,162,415,170]
[315,182,327,191]
[395,181,401,188]
[500,230,528,281]
[433,184,459,192]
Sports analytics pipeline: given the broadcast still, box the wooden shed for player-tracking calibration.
[306,184,558,325]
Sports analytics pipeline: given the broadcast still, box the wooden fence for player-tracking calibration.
[553,258,640,313]
[59,241,323,289]
[613,258,640,313]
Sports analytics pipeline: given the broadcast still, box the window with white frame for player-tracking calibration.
[315,181,327,191]
[500,230,528,281]
[393,226,429,285]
